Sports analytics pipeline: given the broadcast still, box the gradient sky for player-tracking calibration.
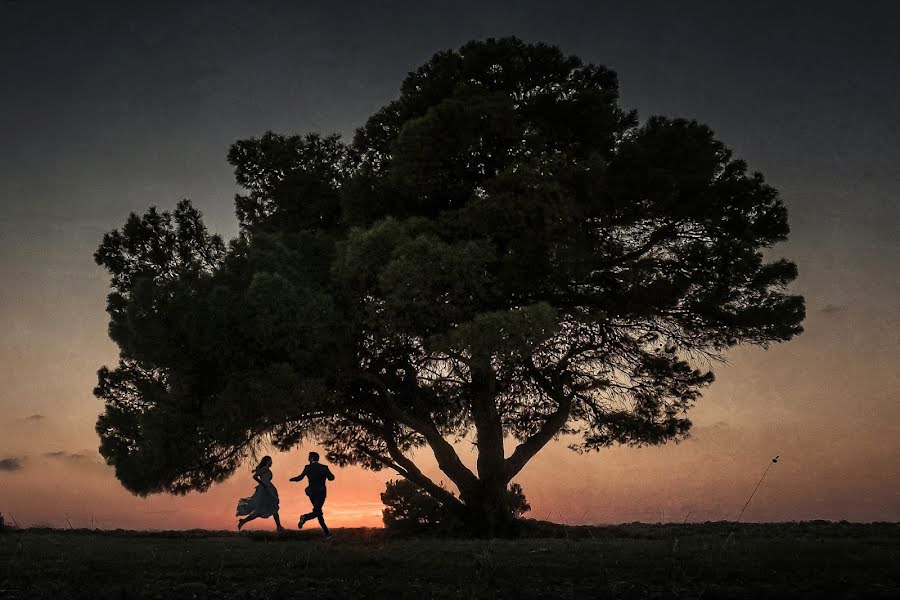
[1,1,897,530]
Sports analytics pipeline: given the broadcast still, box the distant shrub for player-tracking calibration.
[506,483,531,518]
[381,479,530,533]
[381,479,459,532]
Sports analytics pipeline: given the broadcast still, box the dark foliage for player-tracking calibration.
[93,37,804,534]
[506,483,531,518]
[381,479,457,532]
[381,479,530,533]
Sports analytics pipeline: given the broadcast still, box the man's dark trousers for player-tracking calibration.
[301,489,329,535]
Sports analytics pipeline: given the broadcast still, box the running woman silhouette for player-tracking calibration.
[290,451,335,536]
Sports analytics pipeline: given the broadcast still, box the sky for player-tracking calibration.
[0,1,897,530]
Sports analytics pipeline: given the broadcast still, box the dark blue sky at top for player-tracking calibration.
[1,1,898,303]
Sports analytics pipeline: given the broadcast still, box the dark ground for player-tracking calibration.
[1,521,897,599]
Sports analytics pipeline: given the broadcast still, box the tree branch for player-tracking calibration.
[505,398,572,481]
[505,362,574,480]
[355,371,479,495]
[381,430,464,509]
[611,221,679,266]
[353,444,409,477]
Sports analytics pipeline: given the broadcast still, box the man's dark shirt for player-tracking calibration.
[297,462,335,493]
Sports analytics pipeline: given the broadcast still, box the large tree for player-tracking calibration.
[94,38,804,535]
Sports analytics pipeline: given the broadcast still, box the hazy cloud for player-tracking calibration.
[43,451,109,474]
[0,457,24,471]
[685,420,734,444]
[11,414,47,424]
[821,304,845,314]
[44,451,88,461]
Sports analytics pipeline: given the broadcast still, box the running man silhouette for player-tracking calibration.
[290,451,335,536]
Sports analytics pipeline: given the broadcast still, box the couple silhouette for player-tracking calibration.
[236,451,335,536]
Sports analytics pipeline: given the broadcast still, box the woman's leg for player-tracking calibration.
[238,512,260,530]
[273,511,285,531]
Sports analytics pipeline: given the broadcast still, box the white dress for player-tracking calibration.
[236,469,280,518]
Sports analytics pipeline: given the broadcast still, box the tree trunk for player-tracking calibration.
[459,477,515,537]
[462,358,516,536]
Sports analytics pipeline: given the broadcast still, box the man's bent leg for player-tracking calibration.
[311,491,329,535]
[299,490,318,527]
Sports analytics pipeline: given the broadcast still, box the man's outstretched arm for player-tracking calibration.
[326,466,335,481]
[290,466,308,482]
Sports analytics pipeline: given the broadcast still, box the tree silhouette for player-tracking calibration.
[94,37,804,535]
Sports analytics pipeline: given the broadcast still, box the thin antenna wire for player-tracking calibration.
[736,455,779,522]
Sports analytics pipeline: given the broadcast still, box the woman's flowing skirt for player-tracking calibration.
[236,483,280,518]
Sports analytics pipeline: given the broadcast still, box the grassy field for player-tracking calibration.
[1,521,897,598]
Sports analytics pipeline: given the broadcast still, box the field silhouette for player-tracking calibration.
[2,521,897,598]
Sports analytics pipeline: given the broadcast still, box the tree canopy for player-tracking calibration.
[94,37,804,534]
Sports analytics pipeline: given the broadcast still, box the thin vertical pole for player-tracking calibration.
[737,455,779,522]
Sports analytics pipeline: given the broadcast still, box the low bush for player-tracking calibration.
[381,479,531,533]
